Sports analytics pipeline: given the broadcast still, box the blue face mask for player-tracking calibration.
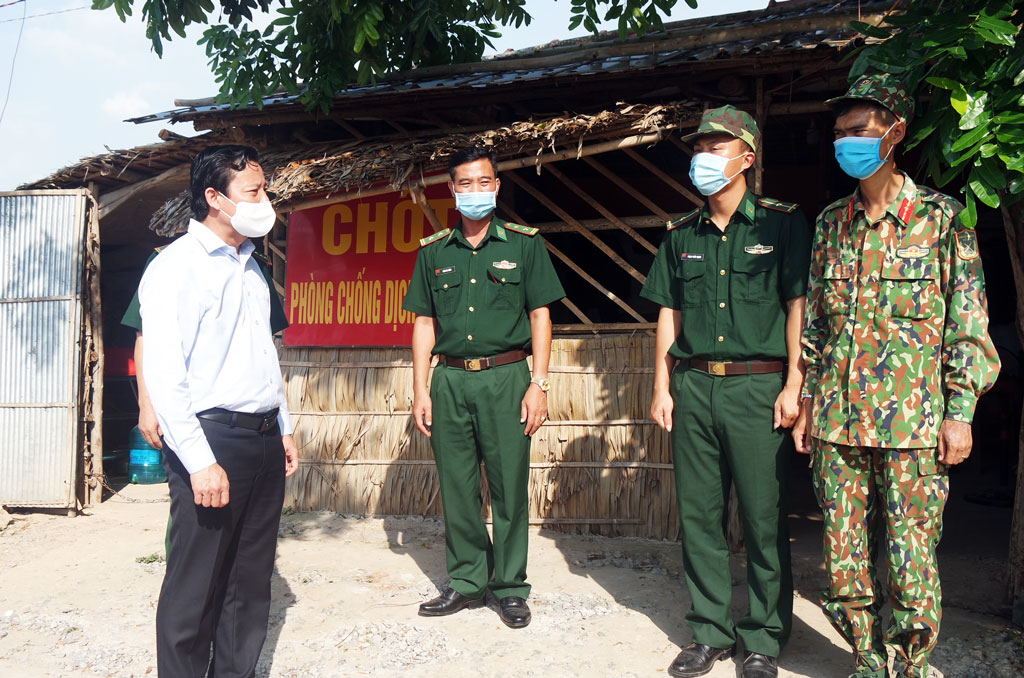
[833,122,897,180]
[689,152,747,196]
[454,190,497,221]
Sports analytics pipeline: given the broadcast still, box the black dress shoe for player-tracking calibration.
[497,596,531,628]
[417,588,484,617]
[742,652,778,678]
[668,643,735,678]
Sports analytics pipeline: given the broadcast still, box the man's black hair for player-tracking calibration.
[833,99,897,126]
[189,145,262,221]
[447,147,498,178]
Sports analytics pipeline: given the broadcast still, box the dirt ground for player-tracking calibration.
[1,465,1021,678]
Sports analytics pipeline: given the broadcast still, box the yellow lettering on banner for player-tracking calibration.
[322,204,354,255]
[392,200,425,252]
[384,279,411,330]
[356,203,388,253]
[288,282,299,324]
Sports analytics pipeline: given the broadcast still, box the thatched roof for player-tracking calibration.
[148,100,703,236]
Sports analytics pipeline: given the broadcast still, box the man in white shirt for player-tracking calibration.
[139,145,299,678]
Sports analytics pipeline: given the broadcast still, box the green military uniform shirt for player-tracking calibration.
[402,216,565,357]
[802,172,1000,448]
[122,247,289,334]
[640,190,811,360]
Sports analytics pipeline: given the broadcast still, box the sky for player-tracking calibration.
[0,0,765,190]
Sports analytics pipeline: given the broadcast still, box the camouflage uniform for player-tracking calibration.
[803,75,1000,678]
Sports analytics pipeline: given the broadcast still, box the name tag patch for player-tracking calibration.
[680,253,704,261]
[744,244,774,255]
[492,260,517,270]
[896,245,930,259]
[434,266,455,275]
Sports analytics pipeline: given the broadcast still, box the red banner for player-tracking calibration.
[284,184,456,346]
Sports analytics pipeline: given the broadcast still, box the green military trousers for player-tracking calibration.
[811,441,948,678]
[429,360,532,600]
[670,365,793,657]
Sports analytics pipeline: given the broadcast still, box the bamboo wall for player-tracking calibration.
[281,333,680,540]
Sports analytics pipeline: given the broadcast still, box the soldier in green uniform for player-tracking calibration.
[402,146,565,628]
[122,247,289,449]
[642,106,811,678]
[794,74,1001,678]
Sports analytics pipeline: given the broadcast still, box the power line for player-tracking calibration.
[0,0,26,126]
[0,4,89,24]
[0,0,27,8]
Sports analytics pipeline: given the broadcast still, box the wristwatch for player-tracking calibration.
[530,376,551,392]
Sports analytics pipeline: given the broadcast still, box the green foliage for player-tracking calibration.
[135,552,165,564]
[92,0,689,112]
[851,0,1024,226]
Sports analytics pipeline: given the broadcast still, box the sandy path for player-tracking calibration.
[0,482,1020,678]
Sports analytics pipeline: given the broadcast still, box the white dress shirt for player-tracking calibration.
[139,219,293,474]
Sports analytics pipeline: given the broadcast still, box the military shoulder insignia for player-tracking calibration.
[419,228,451,247]
[253,250,272,266]
[744,244,775,255]
[757,197,798,214]
[897,198,915,224]
[955,229,979,260]
[667,208,700,231]
[896,245,930,259]
[505,223,538,236]
[154,245,167,253]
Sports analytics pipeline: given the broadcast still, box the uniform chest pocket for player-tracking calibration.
[674,260,706,307]
[431,274,462,317]
[733,249,777,303]
[487,266,521,311]
[880,258,938,320]
[822,260,853,316]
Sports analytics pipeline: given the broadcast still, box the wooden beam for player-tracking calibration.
[533,213,681,233]
[331,117,366,139]
[755,76,766,194]
[505,171,647,284]
[500,201,646,322]
[558,296,593,325]
[408,180,446,234]
[623,148,704,210]
[667,134,694,158]
[279,131,665,215]
[543,163,658,255]
[582,156,671,222]
[553,322,656,332]
[97,164,189,219]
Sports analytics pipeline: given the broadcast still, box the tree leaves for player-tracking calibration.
[859,0,1023,215]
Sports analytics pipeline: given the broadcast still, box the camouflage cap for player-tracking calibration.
[826,73,915,122]
[682,105,760,152]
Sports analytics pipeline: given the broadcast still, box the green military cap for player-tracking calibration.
[682,105,760,152]
[826,72,915,122]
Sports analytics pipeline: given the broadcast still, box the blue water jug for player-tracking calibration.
[128,426,167,484]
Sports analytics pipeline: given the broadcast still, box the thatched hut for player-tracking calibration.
[13,1,1015,548]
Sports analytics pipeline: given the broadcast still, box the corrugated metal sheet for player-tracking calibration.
[0,191,87,507]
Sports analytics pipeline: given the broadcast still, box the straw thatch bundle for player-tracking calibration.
[281,333,680,540]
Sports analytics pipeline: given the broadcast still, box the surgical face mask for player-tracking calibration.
[833,122,897,180]
[454,190,497,221]
[689,152,748,196]
[219,194,276,238]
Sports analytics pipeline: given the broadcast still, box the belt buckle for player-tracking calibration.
[708,360,731,376]
[464,358,483,372]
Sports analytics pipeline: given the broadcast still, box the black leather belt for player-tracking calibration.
[197,407,279,433]
[439,350,528,372]
[682,359,786,376]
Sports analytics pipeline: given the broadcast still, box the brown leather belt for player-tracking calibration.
[682,358,786,376]
[439,350,528,372]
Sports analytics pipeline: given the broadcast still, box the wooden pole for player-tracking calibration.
[279,131,666,215]
[85,186,104,507]
[408,180,446,234]
[755,76,767,194]
[582,156,672,222]
[500,201,647,322]
[543,164,658,255]
[622,148,705,209]
[505,171,647,284]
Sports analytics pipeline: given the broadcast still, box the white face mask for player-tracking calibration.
[219,194,276,238]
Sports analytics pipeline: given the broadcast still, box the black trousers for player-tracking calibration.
[156,418,285,678]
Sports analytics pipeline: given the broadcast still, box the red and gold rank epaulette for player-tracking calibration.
[253,250,272,266]
[757,197,799,213]
[419,228,451,247]
[666,209,700,231]
[505,223,539,236]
